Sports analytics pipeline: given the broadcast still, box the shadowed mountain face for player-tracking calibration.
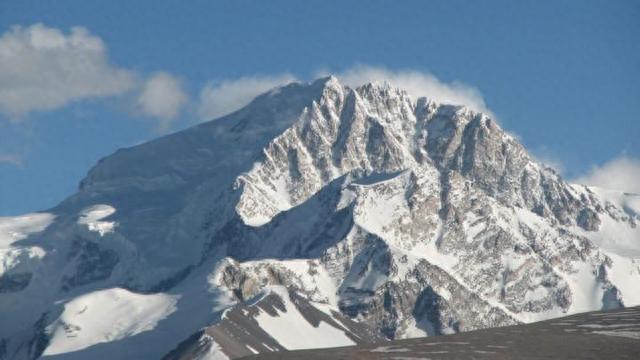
[246,305,640,360]
[0,77,639,359]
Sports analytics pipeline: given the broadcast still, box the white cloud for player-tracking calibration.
[573,156,640,193]
[0,153,23,166]
[0,30,489,130]
[197,74,298,121]
[322,65,491,116]
[0,24,135,118]
[136,72,188,130]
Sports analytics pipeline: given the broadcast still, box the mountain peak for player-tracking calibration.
[319,74,342,87]
[1,75,639,360]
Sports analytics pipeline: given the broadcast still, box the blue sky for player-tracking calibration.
[1,0,639,215]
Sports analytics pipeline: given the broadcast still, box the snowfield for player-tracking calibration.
[253,286,355,350]
[0,212,55,248]
[44,288,179,355]
[77,205,117,237]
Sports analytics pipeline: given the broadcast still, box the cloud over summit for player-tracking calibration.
[573,156,640,194]
[197,74,298,121]
[323,65,492,116]
[195,66,491,122]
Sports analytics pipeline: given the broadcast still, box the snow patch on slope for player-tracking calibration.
[0,212,53,277]
[602,252,640,306]
[230,258,340,305]
[77,205,117,236]
[195,335,229,360]
[0,212,55,247]
[570,185,640,257]
[43,288,179,356]
[587,213,640,258]
[254,286,355,350]
[567,186,640,307]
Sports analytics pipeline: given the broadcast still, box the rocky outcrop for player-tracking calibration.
[0,273,32,293]
[61,240,119,291]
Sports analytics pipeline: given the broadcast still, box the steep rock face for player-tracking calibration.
[0,77,639,360]
[235,80,418,226]
[209,77,636,338]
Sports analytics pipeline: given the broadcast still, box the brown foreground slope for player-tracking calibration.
[245,306,640,360]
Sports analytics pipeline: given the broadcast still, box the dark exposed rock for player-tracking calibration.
[61,240,119,291]
[0,272,32,293]
[27,313,49,360]
[577,208,601,231]
[0,338,6,360]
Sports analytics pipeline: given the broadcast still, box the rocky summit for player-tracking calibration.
[0,77,639,360]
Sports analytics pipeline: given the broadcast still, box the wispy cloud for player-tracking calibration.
[136,72,188,130]
[319,65,492,116]
[0,153,23,167]
[197,74,298,121]
[572,155,640,193]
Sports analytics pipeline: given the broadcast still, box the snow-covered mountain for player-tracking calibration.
[0,76,639,359]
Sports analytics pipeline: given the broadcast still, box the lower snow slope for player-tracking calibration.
[43,288,179,356]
